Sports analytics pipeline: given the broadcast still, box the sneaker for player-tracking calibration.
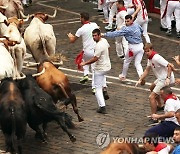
[105,24,112,30]
[97,106,107,114]
[97,9,103,12]
[119,74,126,81]
[118,54,125,59]
[80,75,89,84]
[160,26,167,32]
[103,90,109,100]
[177,32,180,38]
[92,88,96,95]
[166,29,172,36]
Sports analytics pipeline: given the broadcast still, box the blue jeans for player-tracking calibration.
[145,121,179,137]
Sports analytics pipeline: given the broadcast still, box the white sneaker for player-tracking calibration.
[105,24,112,30]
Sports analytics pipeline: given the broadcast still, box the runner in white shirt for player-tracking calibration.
[80,29,111,114]
[145,86,180,138]
[131,0,151,43]
[115,0,128,58]
[67,12,99,93]
[136,43,174,116]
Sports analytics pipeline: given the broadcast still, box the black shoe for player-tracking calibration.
[177,32,180,38]
[97,9,103,12]
[157,106,164,111]
[119,55,125,59]
[103,91,109,100]
[160,27,168,32]
[97,107,107,114]
[166,29,172,36]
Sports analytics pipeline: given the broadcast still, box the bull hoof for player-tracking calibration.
[78,117,84,122]
[35,133,46,142]
[70,135,76,142]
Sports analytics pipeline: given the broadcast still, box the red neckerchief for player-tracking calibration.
[164,94,177,103]
[75,51,84,71]
[154,143,167,152]
[83,21,90,25]
[148,50,157,60]
[118,7,127,12]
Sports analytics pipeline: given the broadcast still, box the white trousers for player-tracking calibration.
[134,18,151,43]
[160,0,168,28]
[108,2,117,26]
[120,43,144,78]
[83,48,95,88]
[94,70,108,107]
[166,1,180,32]
[98,0,103,10]
[115,36,128,57]
[102,1,109,21]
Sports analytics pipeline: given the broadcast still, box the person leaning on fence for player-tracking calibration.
[136,43,175,118]
[143,133,173,154]
[80,28,111,114]
[144,86,180,138]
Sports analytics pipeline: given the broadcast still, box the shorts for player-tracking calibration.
[153,79,167,95]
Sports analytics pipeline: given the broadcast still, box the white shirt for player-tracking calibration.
[147,54,174,81]
[116,10,127,29]
[133,0,148,20]
[75,22,99,52]
[158,145,171,154]
[94,38,111,72]
[164,97,180,125]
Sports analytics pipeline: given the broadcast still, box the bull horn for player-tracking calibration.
[0,5,8,10]
[19,10,30,20]
[32,67,45,77]
[18,15,29,22]
[13,73,26,80]
[26,62,40,67]
[45,9,57,18]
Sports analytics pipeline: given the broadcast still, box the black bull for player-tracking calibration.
[17,75,76,142]
[0,78,27,154]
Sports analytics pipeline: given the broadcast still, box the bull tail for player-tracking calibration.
[57,83,69,99]
[7,105,16,153]
[38,25,49,58]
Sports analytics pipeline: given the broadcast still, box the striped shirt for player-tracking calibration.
[104,23,143,44]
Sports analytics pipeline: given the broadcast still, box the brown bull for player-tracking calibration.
[35,61,84,122]
[101,142,146,154]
